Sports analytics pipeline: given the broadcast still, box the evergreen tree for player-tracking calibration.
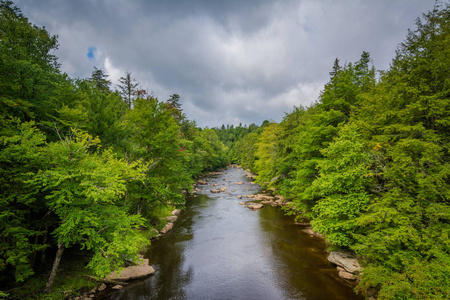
[90,67,111,93]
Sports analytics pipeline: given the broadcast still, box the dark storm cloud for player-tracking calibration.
[15,0,437,127]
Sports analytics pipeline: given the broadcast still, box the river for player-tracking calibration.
[103,166,363,300]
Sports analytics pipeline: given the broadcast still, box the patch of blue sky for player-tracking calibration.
[87,47,97,61]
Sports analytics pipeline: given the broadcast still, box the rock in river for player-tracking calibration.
[246,203,263,210]
[107,258,155,281]
[160,222,174,234]
[327,252,361,274]
[166,215,178,222]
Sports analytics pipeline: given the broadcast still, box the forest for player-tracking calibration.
[1,0,449,299]
[215,4,450,299]
[0,1,228,297]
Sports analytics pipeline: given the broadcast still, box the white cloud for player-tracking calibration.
[104,57,123,86]
[15,0,437,127]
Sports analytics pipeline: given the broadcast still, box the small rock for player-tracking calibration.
[260,200,273,205]
[237,195,242,199]
[238,202,245,205]
[338,270,357,280]
[246,203,263,210]
[301,227,322,237]
[112,285,123,290]
[171,209,181,215]
[160,222,174,234]
[166,215,178,222]
[253,194,274,201]
[234,181,244,185]
[98,283,107,292]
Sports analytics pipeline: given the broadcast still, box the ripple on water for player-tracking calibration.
[102,166,363,300]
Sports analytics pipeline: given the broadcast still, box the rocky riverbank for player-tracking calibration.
[231,166,363,284]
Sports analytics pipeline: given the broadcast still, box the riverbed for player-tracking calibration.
[104,166,363,300]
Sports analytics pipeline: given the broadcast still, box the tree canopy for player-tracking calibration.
[0,1,228,296]
[219,3,450,299]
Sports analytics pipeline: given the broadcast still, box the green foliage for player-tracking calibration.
[89,67,112,93]
[125,96,188,209]
[310,124,372,247]
[0,121,47,282]
[0,2,228,294]
[0,0,61,124]
[234,4,450,299]
[2,0,449,298]
[254,123,281,186]
[29,130,148,277]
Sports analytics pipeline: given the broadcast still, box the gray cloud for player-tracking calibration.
[15,0,436,127]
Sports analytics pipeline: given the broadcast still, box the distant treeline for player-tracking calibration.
[0,1,227,295]
[215,4,450,299]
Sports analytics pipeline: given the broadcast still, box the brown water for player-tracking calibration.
[104,166,363,300]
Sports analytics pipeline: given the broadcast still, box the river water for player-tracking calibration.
[105,166,362,300]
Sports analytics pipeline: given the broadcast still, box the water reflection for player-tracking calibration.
[258,206,361,300]
[104,167,362,300]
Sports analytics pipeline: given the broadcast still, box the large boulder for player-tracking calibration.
[327,252,361,274]
[107,258,155,281]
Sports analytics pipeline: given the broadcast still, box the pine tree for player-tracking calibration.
[90,67,111,93]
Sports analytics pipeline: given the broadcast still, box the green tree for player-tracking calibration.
[0,121,47,283]
[124,94,192,220]
[0,0,61,124]
[28,129,147,292]
[90,67,111,93]
[310,124,372,247]
[352,4,450,298]
[166,93,185,124]
[254,123,281,186]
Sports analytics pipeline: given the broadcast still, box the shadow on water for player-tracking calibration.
[258,206,361,300]
[103,167,363,300]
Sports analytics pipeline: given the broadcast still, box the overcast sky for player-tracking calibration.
[15,0,437,128]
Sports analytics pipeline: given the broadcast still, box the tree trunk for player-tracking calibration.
[31,232,40,268]
[41,226,48,264]
[44,242,65,293]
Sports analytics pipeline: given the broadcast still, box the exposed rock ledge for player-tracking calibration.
[327,251,361,281]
